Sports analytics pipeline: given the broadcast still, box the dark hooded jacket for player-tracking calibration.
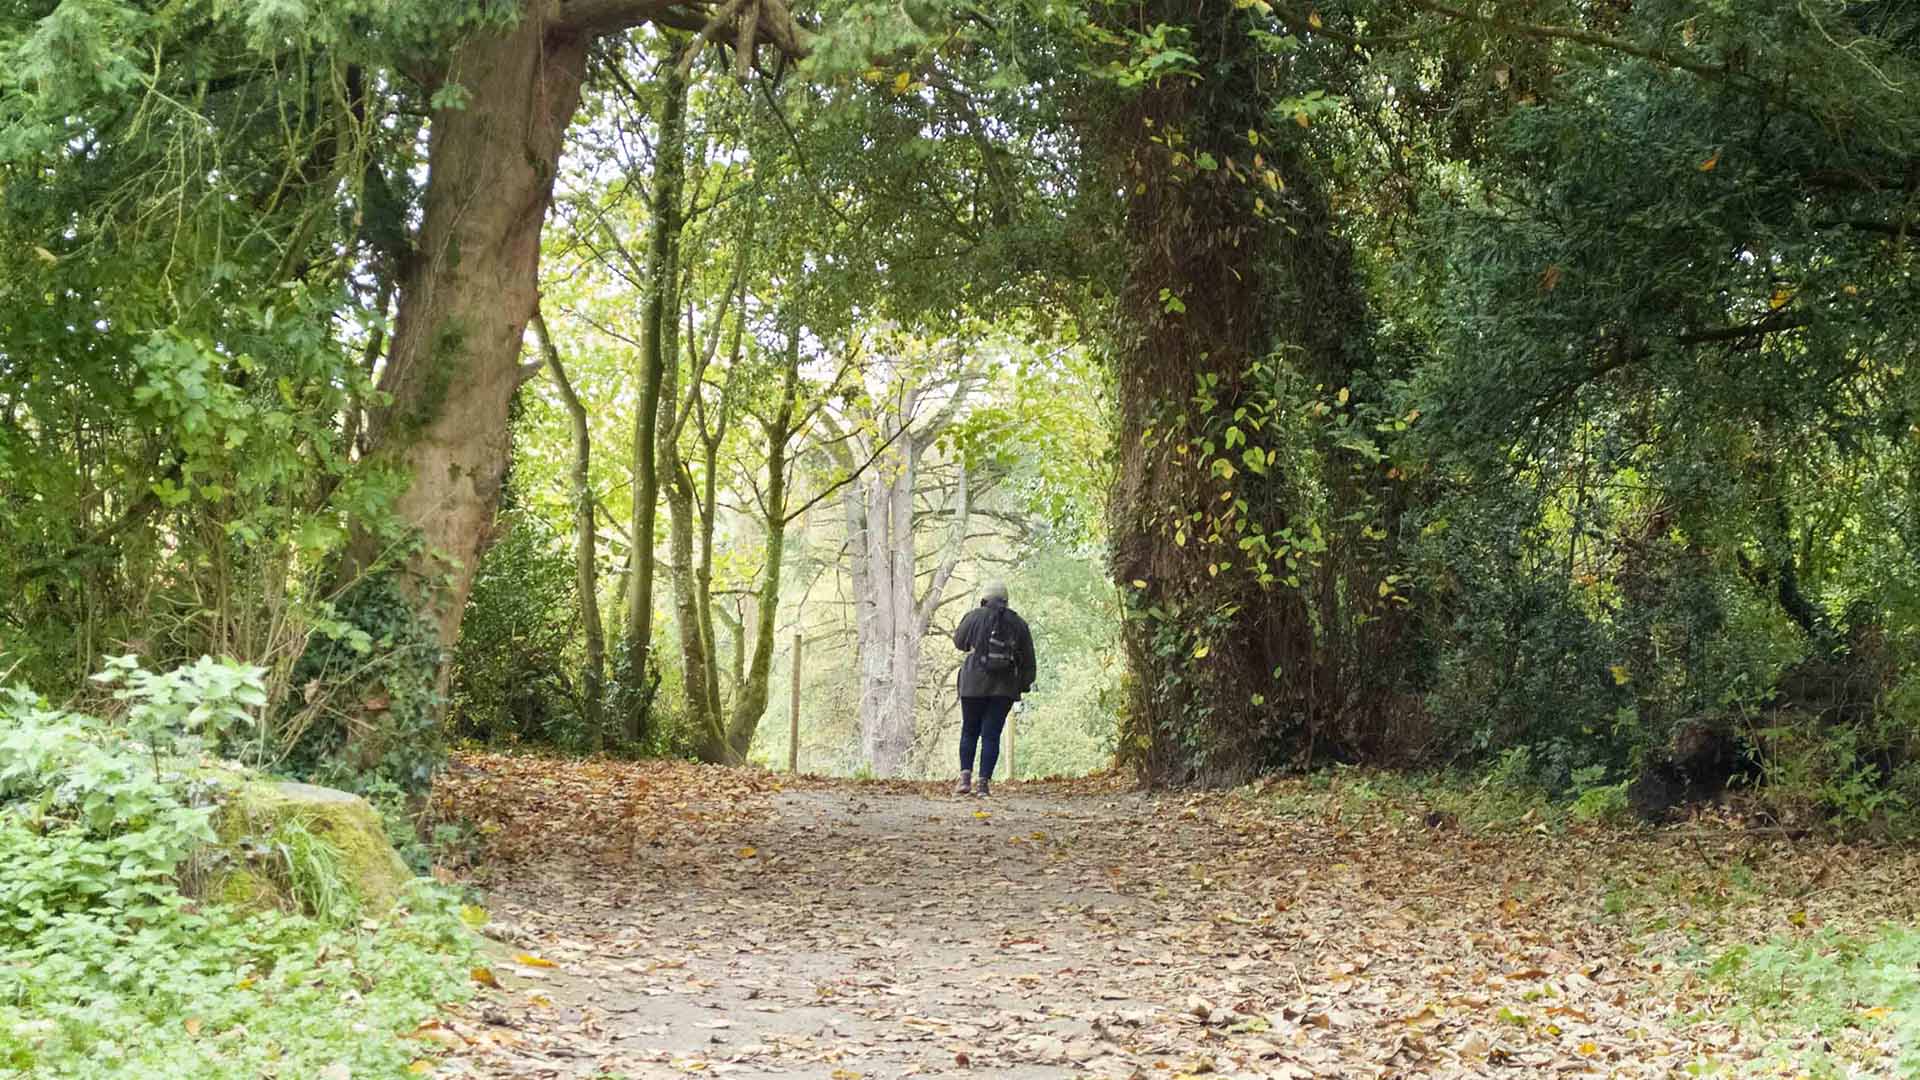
[952,597,1037,700]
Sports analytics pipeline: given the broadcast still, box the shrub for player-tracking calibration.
[0,660,473,1077]
[447,511,590,750]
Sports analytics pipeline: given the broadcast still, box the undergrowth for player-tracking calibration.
[0,659,474,1078]
[1253,764,1920,1074]
[1701,926,1920,1076]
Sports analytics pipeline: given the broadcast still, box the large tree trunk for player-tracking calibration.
[875,437,920,775]
[362,9,591,665]
[1102,4,1393,784]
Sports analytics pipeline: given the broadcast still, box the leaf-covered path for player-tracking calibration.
[428,756,1920,1078]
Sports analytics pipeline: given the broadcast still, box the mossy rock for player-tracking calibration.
[195,781,414,919]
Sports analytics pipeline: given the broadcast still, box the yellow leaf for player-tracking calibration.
[235,976,255,990]
[1308,10,1323,28]
[33,245,58,264]
[1193,644,1210,659]
[1336,386,1350,405]
[1609,664,1631,686]
[1132,579,1148,589]
[514,953,556,968]
[1377,581,1392,598]
[1769,286,1794,310]
[409,1062,435,1075]
[1861,1006,1891,1020]
[973,810,991,820]
[184,1017,203,1037]
[1577,1041,1598,1056]
[1699,150,1720,171]
[892,71,911,94]
[736,846,757,859]
[470,966,501,988]
[861,67,885,83]
[1294,111,1310,128]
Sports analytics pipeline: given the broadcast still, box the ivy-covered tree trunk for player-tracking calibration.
[361,10,592,665]
[531,310,607,750]
[622,44,691,745]
[722,333,805,761]
[1103,5,1395,784]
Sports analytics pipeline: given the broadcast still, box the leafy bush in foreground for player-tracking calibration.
[0,660,473,1078]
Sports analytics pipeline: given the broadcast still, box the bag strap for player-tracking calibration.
[972,606,1005,659]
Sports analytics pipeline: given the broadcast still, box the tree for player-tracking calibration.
[351,2,811,700]
[816,338,983,775]
[530,309,608,748]
[1088,5,1406,783]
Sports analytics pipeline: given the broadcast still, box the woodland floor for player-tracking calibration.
[422,755,1920,1079]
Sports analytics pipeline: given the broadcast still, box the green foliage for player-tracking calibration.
[274,577,447,796]
[1568,766,1631,825]
[999,551,1122,778]
[0,659,471,1077]
[267,816,364,927]
[1707,927,1920,1074]
[448,511,592,751]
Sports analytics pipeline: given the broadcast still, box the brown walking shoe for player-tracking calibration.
[953,771,972,796]
[975,776,991,798]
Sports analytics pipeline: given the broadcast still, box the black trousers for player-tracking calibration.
[959,696,1015,779]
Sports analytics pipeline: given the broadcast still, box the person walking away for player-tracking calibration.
[951,581,1036,797]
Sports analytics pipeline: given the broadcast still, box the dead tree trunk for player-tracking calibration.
[830,368,976,777]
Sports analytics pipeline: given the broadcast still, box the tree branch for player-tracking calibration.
[1407,0,1732,80]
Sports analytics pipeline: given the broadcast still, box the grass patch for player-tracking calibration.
[1252,762,1563,834]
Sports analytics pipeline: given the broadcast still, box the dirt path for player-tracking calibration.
[431,761,1919,1078]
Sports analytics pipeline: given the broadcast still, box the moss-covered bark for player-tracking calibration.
[197,781,412,918]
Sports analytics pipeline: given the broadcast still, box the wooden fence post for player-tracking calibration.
[1006,705,1016,781]
[788,632,802,774]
